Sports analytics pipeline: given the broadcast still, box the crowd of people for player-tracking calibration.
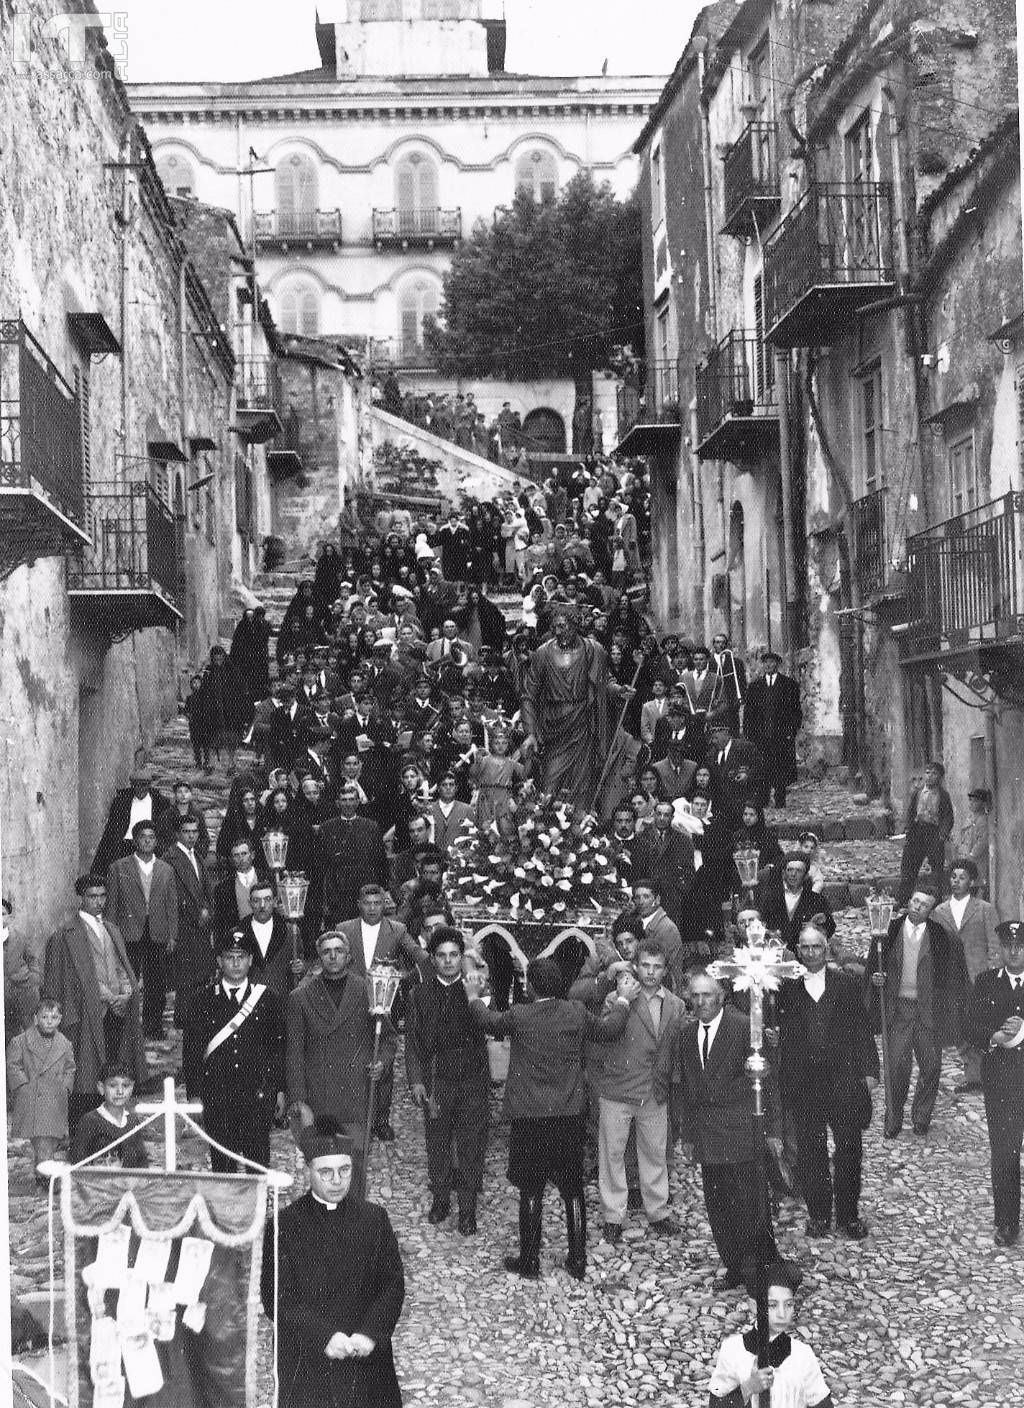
[6,455,1024,1408]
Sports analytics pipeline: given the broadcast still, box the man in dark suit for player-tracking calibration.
[42,875,146,1131]
[91,768,171,875]
[711,633,747,737]
[105,821,179,1040]
[162,814,215,1024]
[632,802,696,934]
[213,837,262,934]
[775,923,879,1239]
[652,730,698,801]
[649,688,689,763]
[182,928,285,1173]
[865,883,968,1137]
[155,780,211,859]
[406,928,490,1235]
[742,650,802,808]
[897,761,955,905]
[319,784,389,924]
[286,929,397,1196]
[241,880,300,998]
[265,684,307,771]
[429,773,475,859]
[706,714,765,823]
[963,921,1024,1245]
[757,853,835,951]
[675,969,785,1292]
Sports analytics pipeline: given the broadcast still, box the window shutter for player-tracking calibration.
[73,364,92,531]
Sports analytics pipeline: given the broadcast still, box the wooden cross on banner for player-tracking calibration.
[136,1076,204,1172]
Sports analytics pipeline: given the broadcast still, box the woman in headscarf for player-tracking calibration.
[731,801,785,875]
[198,645,248,772]
[216,775,269,869]
[455,585,507,655]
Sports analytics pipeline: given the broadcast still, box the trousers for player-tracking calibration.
[984,1060,1024,1232]
[423,1068,489,1199]
[888,997,942,1130]
[701,1160,779,1275]
[790,1096,863,1224]
[897,822,947,905]
[598,1096,669,1223]
[127,934,167,1039]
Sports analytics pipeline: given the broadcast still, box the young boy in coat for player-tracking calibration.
[6,997,76,1182]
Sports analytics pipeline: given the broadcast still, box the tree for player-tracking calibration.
[424,173,643,390]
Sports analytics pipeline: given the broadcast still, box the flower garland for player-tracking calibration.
[447,792,630,921]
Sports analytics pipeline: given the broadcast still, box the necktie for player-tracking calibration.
[701,1024,710,1066]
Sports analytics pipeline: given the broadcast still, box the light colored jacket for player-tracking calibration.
[932,894,1001,982]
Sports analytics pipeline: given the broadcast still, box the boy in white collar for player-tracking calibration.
[69,1062,148,1167]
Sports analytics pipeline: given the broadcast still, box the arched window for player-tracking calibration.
[156,154,195,198]
[515,150,558,203]
[522,407,566,453]
[275,154,318,236]
[398,279,440,362]
[395,153,439,237]
[278,283,320,337]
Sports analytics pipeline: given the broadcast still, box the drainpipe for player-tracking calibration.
[985,706,998,905]
[118,127,132,473]
[697,48,719,341]
[775,349,798,652]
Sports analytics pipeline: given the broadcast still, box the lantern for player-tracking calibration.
[367,962,403,1018]
[734,846,761,888]
[262,829,289,873]
[277,871,310,921]
[867,891,895,937]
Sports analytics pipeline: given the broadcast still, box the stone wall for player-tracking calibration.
[368,408,531,506]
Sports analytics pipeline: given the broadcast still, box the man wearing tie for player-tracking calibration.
[639,677,670,751]
[711,633,747,736]
[213,838,262,934]
[743,650,803,808]
[162,815,215,1024]
[865,884,968,1137]
[104,821,178,1040]
[932,857,1001,1095]
[681,647,722,759]
[963,922,1024,1245]
[675,970,786,1292]
[320,784,389,924]
[706,714,764,823]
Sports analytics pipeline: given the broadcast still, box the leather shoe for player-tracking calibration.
[842,1218,870,1241]
[712,1269,745,1292]
[883,1122,903,1139]
[953,1081,982,1096]
[648,1217,679,1237]
[457,1208,477,1236]
[503,1254,540,1279]
[426,1197,451,1225]
[603,1222,623,1246]
[994,1225,1019,1246]
[912,1122,929,1136]
[373,1122,396,1142]
[806,1218,831,1238]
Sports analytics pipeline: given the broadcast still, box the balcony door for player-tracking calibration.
[276,154,317,237]
[843,114,880,275]
[396,154,439,238]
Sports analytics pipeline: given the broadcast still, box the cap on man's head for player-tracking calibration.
[75,873,107,896]
[996,921,1024,948]
[300,1115,354,1164]
[762,649,782,664]
[215,928,256,957]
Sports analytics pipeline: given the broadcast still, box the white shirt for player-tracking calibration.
[438,800,455,818]
[360,920,382,972]
[251,918,274,959]
[784,888,801,917]
[135,855,156,879]
[708,1333,829,1408]
[125,794,153,840]
[222,981,248,1003]
[948,894,970,930]
[176,842,200,880]
[803,969,827,1003]
[698,1008,724,1066]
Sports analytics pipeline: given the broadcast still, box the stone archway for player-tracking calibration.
[522,407,566,453]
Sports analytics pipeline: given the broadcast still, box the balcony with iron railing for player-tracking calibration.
[372,208,462,247]
[695,331,778,462]
[0,317,88,544]
[253,209,342,249]
[67,477,184,631]
[902,493,1024,661]
[721,122,780,239]
[233,357,283,444]
[762,182,896,347]
[615,360,681,456]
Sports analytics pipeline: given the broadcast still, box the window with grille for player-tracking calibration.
[72,363,92,531]
[275,155,318,235]
[515,150,557,203]
[856,362,884,493]
[156,154,196,198]
[947,431,979,517]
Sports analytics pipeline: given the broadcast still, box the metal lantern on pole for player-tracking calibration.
[709,941,806,1399]
[362,962,403,1193]
[276,871,310,974]
[734,845,761,906]
[867,891,896,1129]
[261,828,289,875]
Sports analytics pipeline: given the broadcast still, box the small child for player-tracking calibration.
[6,997,76,1182]
[471,722,524,831]
[69,1063,149,1169]
[707,1261,832,1407]
[183,672,211,772]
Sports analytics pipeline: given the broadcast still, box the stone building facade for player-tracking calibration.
[0,3,284,933]
[627,0,1023,906]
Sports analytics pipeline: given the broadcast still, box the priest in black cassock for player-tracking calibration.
[262,1118,406,1408]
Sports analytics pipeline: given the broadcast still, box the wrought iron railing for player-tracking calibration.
[372,208,462,242]
[0,318,85,528]
[905,493,1024,652]
[763,182,895,335]
[851,486,889,599]
[722,122,779,235]
[616,360,680,439]
[696,331,776,443]
[68,480,182,606]
[236,357,282,414]
[253,209,342,244]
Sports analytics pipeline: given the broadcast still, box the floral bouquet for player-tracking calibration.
[447,791,630,922]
